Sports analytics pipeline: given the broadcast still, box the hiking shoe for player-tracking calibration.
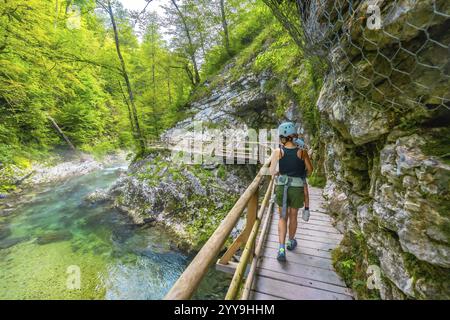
[302,208,310,222]
[277,248,286,262]
[287,239,297,251]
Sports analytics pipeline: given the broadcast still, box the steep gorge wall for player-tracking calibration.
[300,0,450,298]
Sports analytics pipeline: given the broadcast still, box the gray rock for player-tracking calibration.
[311,0,450,297]
[84,189,110,204]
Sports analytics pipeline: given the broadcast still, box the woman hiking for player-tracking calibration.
[269,122,313,262]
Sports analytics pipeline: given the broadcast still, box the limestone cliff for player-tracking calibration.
[297,0,450,299]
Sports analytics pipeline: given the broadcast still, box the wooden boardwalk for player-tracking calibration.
[250,187,353,300]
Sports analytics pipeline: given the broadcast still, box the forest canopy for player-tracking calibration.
[0,0,272,165]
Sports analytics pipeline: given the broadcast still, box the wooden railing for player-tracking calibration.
[148,138,274,164]
[224,177,275,299]
[164,157,274,300]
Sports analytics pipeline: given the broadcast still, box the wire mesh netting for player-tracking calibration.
[263,0,450,113]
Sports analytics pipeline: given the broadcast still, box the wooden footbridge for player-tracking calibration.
[163,155,353,300]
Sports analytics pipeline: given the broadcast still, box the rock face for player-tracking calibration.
[162,52,304,147]
[108,151,251,249]
[301,1,450,298]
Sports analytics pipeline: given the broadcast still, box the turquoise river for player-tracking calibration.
[0,163,230,299]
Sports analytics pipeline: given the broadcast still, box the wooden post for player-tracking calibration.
[225,178,274,300]
[241,184,275,300]
[218,189,258,265]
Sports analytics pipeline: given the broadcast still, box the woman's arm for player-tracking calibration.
[269,148,280,176]
[303,150,313,176]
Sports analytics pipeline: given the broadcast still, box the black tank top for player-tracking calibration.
[279,146,306,178]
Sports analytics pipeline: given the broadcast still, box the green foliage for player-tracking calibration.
[420,127,450,165]
[217,165,227,180]
[186,194,238,249]
[307,171,326,188]
[403,252,450,299]
[131,13,192,139]
[0,0,133,165]
[0,0,193,175]
[332,231,381,300]
[201,2,273,78]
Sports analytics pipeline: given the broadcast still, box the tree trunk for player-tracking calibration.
[167,67,172,106]
[54,0,59,28]
[151,26,159,137]
[118,80,136,136]
[107,0,146,153]
[220,0,231,56]
[65,0,73,14]
[48,116,76,151]
[198,29,207,57]
[170,0,200,85]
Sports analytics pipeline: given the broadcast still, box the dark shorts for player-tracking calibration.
[275,185,304,209]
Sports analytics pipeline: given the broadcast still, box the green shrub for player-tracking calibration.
[332,231,381,299]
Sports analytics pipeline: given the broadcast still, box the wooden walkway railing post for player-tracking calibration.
[218,190,258,265]
[225,178,274,300]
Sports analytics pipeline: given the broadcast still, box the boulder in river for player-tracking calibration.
[84,189,110,204]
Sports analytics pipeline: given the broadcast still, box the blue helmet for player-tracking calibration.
[278,122,296,137]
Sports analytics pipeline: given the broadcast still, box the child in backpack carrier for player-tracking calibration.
[292,135,311,222]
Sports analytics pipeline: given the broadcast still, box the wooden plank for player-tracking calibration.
[295,227,343,239]
[256,268,353,297]
[266,230,341,245]
[251,290,285,300]
[270,221,341,235]
[273,211,332,221]
[308,215,334,222]
[265,235,335,252]
[264,242,332,259]
[253,276,352,300]
[269,221,343,241]
[272,212,331,221]
[258,257,345,286]
[272,216,336,229]
[297,219,334,227]
[261,250,334,270]
[271,219,336,231]
[215,260,251,275]
[309,209,329,214]
[268,225,343,241]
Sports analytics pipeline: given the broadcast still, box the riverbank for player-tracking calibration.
[0,151,130,198]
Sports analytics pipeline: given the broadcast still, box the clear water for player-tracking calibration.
[0,163,231,300]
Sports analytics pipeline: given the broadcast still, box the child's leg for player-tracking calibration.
[278,207,287,245]
[288,207,299,240]
[304,184,309,209]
